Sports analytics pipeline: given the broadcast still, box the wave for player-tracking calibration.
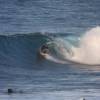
[0,33,51,69]
[40,26,100,65]
[0,26,100,68]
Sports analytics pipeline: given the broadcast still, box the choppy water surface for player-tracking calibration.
[0,0,100,100]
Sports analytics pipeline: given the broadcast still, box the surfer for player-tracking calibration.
[40,44,49,54]
[7,88,13,94]
[37,44,49,60]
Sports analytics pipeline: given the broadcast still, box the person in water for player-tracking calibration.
[41,44,49,54]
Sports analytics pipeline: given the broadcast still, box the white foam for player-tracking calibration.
[44,53,67,64]
[67,26,100,65]
[43,26,100,65]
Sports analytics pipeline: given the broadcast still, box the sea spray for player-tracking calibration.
[44,26,100,65]
[70,26,100,65]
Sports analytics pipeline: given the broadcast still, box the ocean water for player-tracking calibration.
[0,0,100,100]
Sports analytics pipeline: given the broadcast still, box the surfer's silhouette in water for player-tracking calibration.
[37,44,49,61]
[40,44,49,54]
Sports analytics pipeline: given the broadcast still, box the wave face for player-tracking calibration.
[41,27,100,65]
[0,27,100,69]
[0,33,50,69]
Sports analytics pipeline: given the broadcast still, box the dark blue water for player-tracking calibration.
[0,0,100,34]
[0,0,100,100]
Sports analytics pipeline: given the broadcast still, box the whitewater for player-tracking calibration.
[42,27,100,65]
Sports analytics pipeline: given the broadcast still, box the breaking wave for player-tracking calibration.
[0,26,100,67]
[42,26,100,65]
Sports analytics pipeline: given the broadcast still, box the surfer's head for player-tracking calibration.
[41,44,49,54]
